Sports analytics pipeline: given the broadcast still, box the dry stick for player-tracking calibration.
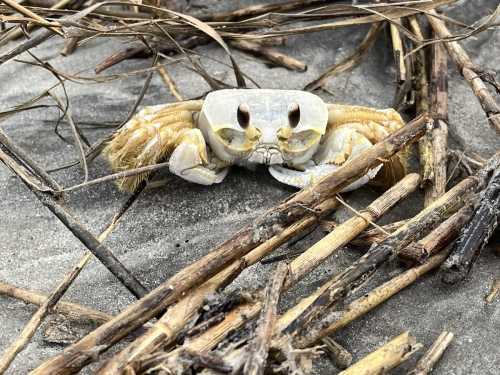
[156,64,184,101]
[441,157,500,284]
[98,198,340,375]
[427,10,500,134]
[408,16,433,204]
[350,220,407,247]
[0,184,142,374]
[243,263,288,375]
[0,132,148,299]
[301,249,451,347]
[338,331,421,375]
[32,115,426,375]
[390,18,406,83]
[285,156,500,348]
[144,174,420,370]
[426,39,449,205]
[229,39,306,72]
[304,22,382,91]
[408,331,454,375]
[287,177,476,345]
[399,203,474,263]
[0,281,112,324]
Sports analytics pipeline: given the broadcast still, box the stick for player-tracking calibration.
[398,203,474,263]
[408,331,454,375]
[288,176,475,343]
[338,331,421,375]
[441,157,500,284]
[96,197,339,375]
[390,19,406,83]
[243,263,288,375]
[0,0,63,36]
[427,10,500,134]
[230,39,306,71]
[408,16,433,204]
[304,22,382,91]
[426,37,449,205]
[0,281,112,324]
[60,37,79,56]
[298,249,451,346]
[140,174,419,371]
[32,115,427,375]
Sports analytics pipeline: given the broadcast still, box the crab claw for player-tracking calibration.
[268,162,382,191]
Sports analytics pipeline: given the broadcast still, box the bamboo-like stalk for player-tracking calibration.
[79,197,339,375]
[32,115,429,375]
[300,249,450,346]
[139,174,420,370]
[230,39,307,71]
[0,0,63,36]
[338,331,421,375]
[390,19,406,83]
[350,220,406,247]
[287,177,475,343]
[408,16,434,205]
[426,38,449,205]
[427,10,500,134]
[441,159,500,284]
[243,263,288,375]
[0,281,112,324]
[398,203,474,263]
[304,22,382,91]
[408,331,454,375]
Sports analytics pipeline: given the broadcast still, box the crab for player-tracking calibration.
[104,89,408,192]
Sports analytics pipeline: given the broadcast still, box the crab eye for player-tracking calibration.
[237,103,250,129]
[288,103,300,128]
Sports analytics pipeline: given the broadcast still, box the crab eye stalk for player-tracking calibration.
[288,103,300,128]
[237,103,250,129]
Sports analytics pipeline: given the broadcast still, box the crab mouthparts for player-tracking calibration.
[248,145,284,165]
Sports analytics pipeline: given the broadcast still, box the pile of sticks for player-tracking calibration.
[0,0,499,374]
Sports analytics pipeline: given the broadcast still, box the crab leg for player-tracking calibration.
[269,104,406,190]
[104,100,230,190]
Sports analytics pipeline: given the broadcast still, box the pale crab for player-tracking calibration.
[104,89,408,192]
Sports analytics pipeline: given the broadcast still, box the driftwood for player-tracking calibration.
[485,277,500,304]
[441,155,500,284]
[338,331,421,375]
[31,114,428,375]
[408,331,454,375]
[243,263,288,375]
[427,10,500,134]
